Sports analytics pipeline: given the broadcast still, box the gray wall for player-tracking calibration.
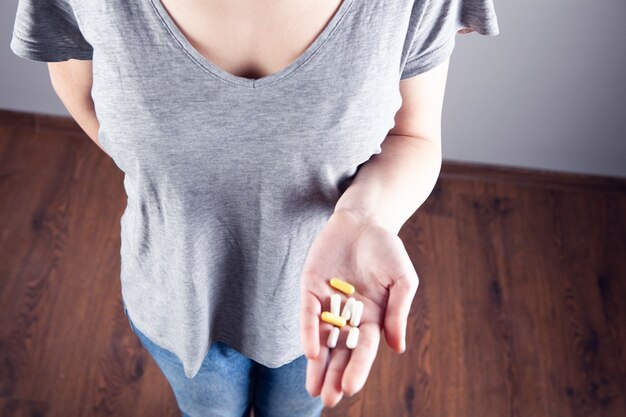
[2,1,625,179]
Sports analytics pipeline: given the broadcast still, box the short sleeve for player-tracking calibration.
[400,0,500,79]
[10,0,93,62]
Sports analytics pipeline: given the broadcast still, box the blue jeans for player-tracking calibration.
[123,303,323,417]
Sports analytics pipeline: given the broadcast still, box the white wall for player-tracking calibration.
[444,0,626,179]
[1,1,68,116]
[2,0,625,179]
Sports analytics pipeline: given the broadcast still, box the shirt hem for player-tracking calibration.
[401,33,457,80]
[127,307,304,380]
[10,32,93,62]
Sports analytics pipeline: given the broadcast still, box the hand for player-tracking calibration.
[299,209,419,407]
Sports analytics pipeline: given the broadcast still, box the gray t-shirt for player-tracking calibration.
[11,0,499,379]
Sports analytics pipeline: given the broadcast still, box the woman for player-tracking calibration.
[10,0,499,415]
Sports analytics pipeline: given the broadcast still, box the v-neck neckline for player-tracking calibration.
[147,0,356,89]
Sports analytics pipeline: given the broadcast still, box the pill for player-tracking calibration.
[341,297,356,320]
[329,277,355,295]
[350,300,364,327]
[321,311,346,327]
[346,326,360,349]
[327,326,340,348]
[330,294,341,316]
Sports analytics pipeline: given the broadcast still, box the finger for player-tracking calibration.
[305,324,332,397]
[306,322,332,396]
[384,274,418,353]
[341,322,381,396]
[320,341,351,408]
[301,288,321,359]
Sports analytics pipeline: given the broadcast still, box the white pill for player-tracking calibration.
[327,326,340,349]
[346,326,360,349]
[341,296,356,320]
[330,294,341,316]
[350,300,364,327]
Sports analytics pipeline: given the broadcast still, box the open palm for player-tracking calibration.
[299,209,419,407]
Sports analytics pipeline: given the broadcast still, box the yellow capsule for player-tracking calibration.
[320,311,347,328]
[329,277,355,295]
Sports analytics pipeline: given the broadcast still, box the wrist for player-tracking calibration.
[332,207,397,235]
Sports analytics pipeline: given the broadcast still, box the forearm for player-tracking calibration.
[334,134,442,235]
[51,93,106,156]
[69,101,104,153]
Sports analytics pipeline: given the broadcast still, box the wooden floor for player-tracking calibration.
[0,109,625,417]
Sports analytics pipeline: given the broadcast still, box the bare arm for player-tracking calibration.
[47,59,107,155]
[334,58,449,235]
[302,60,450,403]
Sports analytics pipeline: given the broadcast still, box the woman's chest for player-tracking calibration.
[81,0,408,181]
[156,0,346,81]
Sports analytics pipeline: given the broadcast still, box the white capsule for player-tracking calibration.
[346,326,360,349]
[327,326,340,349]
[340,297,356,320]
[330,294,341,316]
[350,300,364,327]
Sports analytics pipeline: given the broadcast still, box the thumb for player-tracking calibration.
[383,273,418,353]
